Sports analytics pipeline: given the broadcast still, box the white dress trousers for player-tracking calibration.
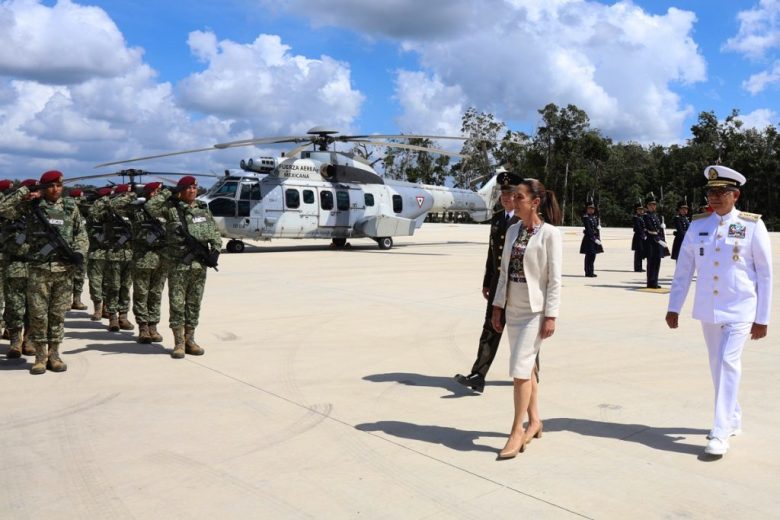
[701,321,750,438]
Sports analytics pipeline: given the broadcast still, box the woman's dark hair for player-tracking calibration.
[521,178,562,225]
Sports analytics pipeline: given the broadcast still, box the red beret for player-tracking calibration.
[143,182,162,196]
[97,187,113,197]
[114,184,131,194]
[177,175,197,187]
[20,179,38,188]
[69,188,83,198]
[0,180,12,192]
[40,170,63,184]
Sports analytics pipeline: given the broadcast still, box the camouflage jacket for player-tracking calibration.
[0,187,88,272]
[91,194,134,262]
[146,189,221,270]
[130,199,168,270]
[0,192,30,277]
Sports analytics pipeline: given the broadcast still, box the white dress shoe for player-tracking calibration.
[707,428,742,440]
[704,437,730,455]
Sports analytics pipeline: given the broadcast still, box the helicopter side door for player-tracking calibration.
[317,187,351,235]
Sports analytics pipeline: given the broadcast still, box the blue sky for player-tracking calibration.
[2,0,780,178]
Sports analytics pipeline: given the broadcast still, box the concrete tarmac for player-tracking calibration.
[1,224,778,519]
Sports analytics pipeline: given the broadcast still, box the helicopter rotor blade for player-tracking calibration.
[340,134,467,141]
[349,139,469,159]
[95,146,224,168]
[284,140,315,158]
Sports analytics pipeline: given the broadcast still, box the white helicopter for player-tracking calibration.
[96,127,500,252]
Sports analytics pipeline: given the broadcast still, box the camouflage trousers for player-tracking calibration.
[132,264,167,324]
[88,258,108,303]
[0,261,5,329]
[168,265,207,328]
[104,260,132,314]
[27,267,73,344]
[72,260,86,296]
[4,276,28,330]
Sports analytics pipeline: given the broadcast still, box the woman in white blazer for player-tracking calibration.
[491,178,562,459]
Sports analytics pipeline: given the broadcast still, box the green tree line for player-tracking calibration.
[376,105,780,230]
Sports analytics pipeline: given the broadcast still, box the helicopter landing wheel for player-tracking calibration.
[376,237,393,250]
[331,238,348,248]
[227,240,245,253]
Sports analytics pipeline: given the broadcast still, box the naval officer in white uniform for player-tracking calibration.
[666,165,772,456]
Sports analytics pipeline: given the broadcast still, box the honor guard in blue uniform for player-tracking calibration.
[455,170,521,393]
[666,165,773,456]
[579,196,603,277]
[632,201,646,272]
[670,198,690,261]
[642,193,668,288]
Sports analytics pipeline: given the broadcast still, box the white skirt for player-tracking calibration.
[506,282,543,379]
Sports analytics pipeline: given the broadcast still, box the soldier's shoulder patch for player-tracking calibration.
[691,212,710,221]
[738,211,761,222]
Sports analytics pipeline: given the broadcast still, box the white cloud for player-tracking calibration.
[737,107,777,129]
[0,2,366,178]
[742,60,780,94]
[723,0,780,59]
[394,71,466,136]
[177,31,364,136]
[0,0,140,84]
[398,2,704,144]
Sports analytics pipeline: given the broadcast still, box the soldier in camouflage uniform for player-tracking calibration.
[131,182,167,343]
[0,171,88,374]
[3,179,37,358]
[68,188,89,310]
[0,180,12,354]
[92,184,134,332]
[87,187,112,321]
[147,176,221,358]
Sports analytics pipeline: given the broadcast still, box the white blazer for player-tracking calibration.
[493,222,562,317]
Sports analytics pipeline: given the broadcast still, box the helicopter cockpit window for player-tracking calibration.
[213,181,238,198]
[208,198,236,217]
[392,194,403,213]
[320,191,334,210]
[240,183,261,201]
[285,189,300,209]
[364,193,374,207]
[303,189,315,204]
[336,191,349,211]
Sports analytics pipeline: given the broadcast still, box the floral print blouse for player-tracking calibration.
[508,223,542,283]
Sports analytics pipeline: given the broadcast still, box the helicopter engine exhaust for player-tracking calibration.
[240,156,277,174]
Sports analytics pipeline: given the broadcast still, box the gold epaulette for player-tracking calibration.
[691,212,710,221]
[738,211,761,222]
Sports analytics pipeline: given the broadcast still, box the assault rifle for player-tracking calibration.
[174,205,219,270]
[107,207,133,250]
[138,205,166,248]
[31,199,83,267]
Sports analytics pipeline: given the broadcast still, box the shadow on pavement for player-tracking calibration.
[355,420,504,453]
[543,418,708,455]
[363,372,512,398]
[66,341,169,356]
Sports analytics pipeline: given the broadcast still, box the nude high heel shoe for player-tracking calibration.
[522,422,543,452]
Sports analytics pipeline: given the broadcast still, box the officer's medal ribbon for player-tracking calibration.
[733,241,740,262]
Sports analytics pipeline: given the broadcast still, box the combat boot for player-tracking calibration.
[118,313,134,331]
[30,343,47,375]
[108,314,120,332]
[6,328,22,359]
[184,326,205,356]
[21,329,34,356]
[71,293,88,310]
[171,326,185,359]
[90,301,103,321]
[148,323,163,342]
[46,343,67,372]
[137,323,152,344]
